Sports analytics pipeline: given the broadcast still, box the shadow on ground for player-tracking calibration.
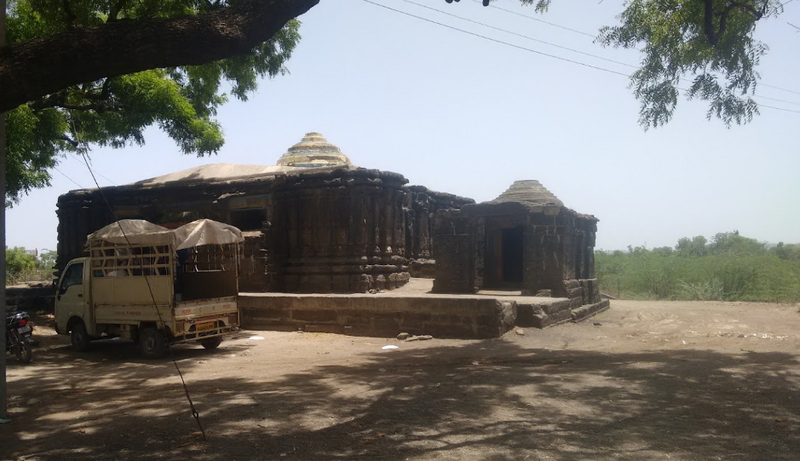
[2,336,800,461]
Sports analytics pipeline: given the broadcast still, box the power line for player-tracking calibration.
[364,0,800,114]
[477,0,596,38]
[404,0,800,108]
[758,102,800,114]
[69,153,117,186]
[401,0,637,70]
[70,118,207,439]
[53,166,84,189]
[478,0,800,98]
[363,0,631,78]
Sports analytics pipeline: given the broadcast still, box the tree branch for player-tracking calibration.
[704,0,767,46]
[63,0,77,29]
[108,0,129,22]
[60,135,80,148]
[0,0,320,112]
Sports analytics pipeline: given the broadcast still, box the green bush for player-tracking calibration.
[5,247,56,286]
[596,233,800,303]
[6,247,36,274]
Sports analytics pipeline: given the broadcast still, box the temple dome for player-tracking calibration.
[276,132,353,168]
[489,180,564,208]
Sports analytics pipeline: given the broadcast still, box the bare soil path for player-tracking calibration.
[3,300,800,461]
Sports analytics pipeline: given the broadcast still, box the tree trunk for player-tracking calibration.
[0,0,321,112]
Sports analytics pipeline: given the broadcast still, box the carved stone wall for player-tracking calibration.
[55,178,274,289]
[267,169,411,293]
[56,166,471,293]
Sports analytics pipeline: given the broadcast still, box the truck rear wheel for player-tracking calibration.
[139,327,168,359]
[199,336,223,350]
[71,321,91,352]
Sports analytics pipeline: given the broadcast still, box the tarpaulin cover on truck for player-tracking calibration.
[87,219,244,248]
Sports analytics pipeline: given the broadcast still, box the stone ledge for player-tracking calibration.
[571,299,611,322]
[241,295,517,339]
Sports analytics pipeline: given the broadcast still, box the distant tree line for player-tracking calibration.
[596,232,800,303]
[5,248,57,285]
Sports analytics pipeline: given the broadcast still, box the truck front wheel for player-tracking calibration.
[71,321,91,352]
[139,327,168,359]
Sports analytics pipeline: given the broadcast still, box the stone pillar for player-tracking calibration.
[432,210,477,293]
[269,169,411,293]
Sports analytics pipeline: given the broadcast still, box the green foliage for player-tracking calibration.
[4,0,787,201]
[5,247,57,285]
[6,247,36,274]
[598,0,783,129]
[774,242,800,260]
[596,232,800,303]
[37,250,57,270]
[5,0,301,203]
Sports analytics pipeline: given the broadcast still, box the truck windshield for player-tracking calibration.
[60,262,84,293]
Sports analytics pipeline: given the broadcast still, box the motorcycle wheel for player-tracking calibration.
[12,331,33,363]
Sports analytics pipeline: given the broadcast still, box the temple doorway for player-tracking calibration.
[485,225,524,289]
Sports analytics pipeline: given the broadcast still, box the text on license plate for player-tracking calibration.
[196,322,216,332]
[17,325,31,334]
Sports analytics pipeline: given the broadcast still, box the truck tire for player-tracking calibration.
[71,321,92,352]
[199,336,223,350]
[139,327,168,359]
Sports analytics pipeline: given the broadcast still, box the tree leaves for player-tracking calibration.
[4,1,301,202]
[598,0,782,129]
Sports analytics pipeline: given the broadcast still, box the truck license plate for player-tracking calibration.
[196,322,215,332]
[17,325,31,334]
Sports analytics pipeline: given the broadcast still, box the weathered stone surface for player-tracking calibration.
[571,299,611,322]
[5,283,55,313]
[55,155,471,293]
[432,180,603,317]
[240,294,517,339]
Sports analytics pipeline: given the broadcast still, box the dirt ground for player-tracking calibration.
[3,299,800,461]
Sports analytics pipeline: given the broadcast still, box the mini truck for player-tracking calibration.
[55,219,244,358]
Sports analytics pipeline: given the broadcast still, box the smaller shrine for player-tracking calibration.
[433,180,602,312]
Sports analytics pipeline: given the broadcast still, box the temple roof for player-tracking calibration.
[132,163,304,187]
[488,180,564,208]
[276,132,353,168]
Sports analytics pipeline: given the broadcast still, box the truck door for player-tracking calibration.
[56,261,92,334]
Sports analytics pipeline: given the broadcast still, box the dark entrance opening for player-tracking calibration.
[230,208,267,231]
[501,226,524,284]
[485,225,524,289]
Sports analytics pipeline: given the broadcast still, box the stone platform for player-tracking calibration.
[240,279,609,339]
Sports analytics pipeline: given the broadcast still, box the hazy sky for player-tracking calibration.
[6,0,800,252]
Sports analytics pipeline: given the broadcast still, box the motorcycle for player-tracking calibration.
[5,311,33,363]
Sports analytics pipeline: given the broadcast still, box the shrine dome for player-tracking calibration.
[276,132,353,168]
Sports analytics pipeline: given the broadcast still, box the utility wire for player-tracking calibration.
[477,0,800,98]
[53,166,84,189]
[365,0,800,114]
[404,0,800,108]
[70,118,207,440]
[401,0,637,70]
[79,150,207,440]
[363,0,630,78]
[476,0,596,38]
[70,153,117,186]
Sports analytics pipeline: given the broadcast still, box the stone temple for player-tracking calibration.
[56,133,471,292]
[56,132,606,332]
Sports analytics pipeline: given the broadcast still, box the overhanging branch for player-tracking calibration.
[704,0,767,46]
[0,0,320,112]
